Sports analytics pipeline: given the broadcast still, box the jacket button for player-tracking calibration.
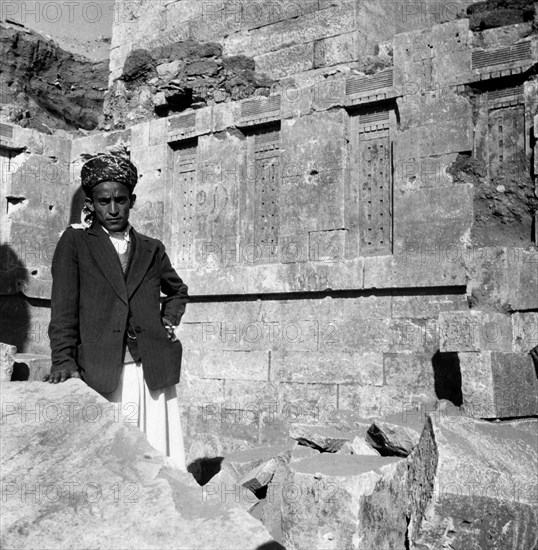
[135,326,142,333]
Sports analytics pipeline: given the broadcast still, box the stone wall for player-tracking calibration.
[1,15,537,444]
[109,0,476,85]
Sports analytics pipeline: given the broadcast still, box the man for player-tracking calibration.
[45,154,188,469]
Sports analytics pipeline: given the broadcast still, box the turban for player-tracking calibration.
[81,154,138,196]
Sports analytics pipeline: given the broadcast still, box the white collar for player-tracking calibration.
[101,223,132,241]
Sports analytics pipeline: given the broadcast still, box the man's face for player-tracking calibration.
[87,181,136,232]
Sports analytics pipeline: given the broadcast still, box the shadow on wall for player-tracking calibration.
[69,186,86,226]
[0,244,30,355]
[431,350,463,406]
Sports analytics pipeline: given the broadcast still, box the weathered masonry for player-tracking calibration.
[1,5,537,432]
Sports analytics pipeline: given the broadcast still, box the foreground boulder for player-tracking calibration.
[0,381,280,550]
[408,414,538,549]
[281,454,403,549]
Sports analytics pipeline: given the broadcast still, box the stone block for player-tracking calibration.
[246,262,334,297]
[407,414,538,549]
[278,81,314,119]
[259,296,345,323]
[337,318,392,352]
[271,351,383,385]
[313,31,358,68]
[212,102,239,133]
[289,424,353,452]
[281,454,403,550]
[239,456,283,492]
[324,258,364,290]
[203,467,259,512]
[362,254,467,289]
[130,121,151,149]
[389,318,439,354]
[187,349,269,381]
[507,248,538,311]
[392,293,468,319]
[342,294,392,319]
[255,43,314,79]
[395,116,473,160]
[224,380,278,409]
[366,421,421,457]
[277,382,338,424]
[224,2,356,58]
[350,436,380,456]
[176,373,225,407]
[383,353,438,404]
[308,229,347,262]
[458,351,538,418]
[439,311,513,352]
[0,381,277,549]
[512,312,538,353]
[290,442,320,463]
[394,185,474,252]
[338,385,401,418]
[310,74,347,112]
[221,445,291,481]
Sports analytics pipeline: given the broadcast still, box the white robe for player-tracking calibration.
[103,361,186,471]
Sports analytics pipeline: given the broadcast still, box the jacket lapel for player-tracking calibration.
[85,224,128,305]
[126,228,157,298]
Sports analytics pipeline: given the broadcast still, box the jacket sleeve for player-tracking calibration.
[48,229,80,373]
[159,243,188,325]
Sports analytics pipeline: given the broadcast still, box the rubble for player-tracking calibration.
[407,414,538,549]
[366,421,421,457]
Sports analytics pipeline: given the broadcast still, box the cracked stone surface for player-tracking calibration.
[0,381,279,550]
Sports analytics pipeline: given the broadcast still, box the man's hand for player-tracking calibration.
[162,318,178,342]
[531,346,538,368]
[42,370,81,384]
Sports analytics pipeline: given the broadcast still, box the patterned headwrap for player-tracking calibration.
[81,154,138,197]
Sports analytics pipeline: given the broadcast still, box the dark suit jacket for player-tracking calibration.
[48,223,188,394]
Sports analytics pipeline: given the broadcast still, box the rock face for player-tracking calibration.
[407,414,538,549]
[0,381,279,550]
[0,21,108,132]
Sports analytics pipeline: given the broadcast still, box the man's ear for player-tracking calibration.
[130,194,137,208]
[84,197,94,211]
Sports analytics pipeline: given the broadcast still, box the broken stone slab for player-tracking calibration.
[252,459,290,545]
[366,420,421,457]
[459,351,538,418]
[289,423,353,452]
[349,436,380,456]
[203,467,259,513]
[290,442,320,463]
[0,381,279,550]
[239,456,283,493]
[220,445,292,481]
[0,343,16,382]
[281,454,403,550]
[407,414,538,549]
